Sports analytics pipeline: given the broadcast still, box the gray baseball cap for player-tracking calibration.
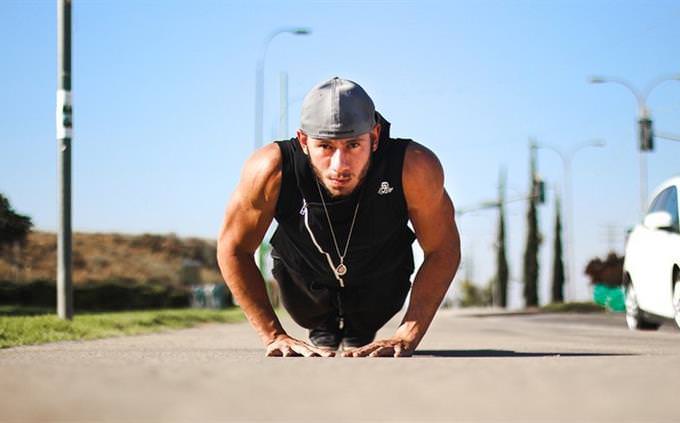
[300,77,376,139]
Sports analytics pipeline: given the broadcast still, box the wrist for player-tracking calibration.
[394,322,422,347]
[262,331,288,346]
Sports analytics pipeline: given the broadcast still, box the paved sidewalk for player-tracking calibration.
[1,309,679,422]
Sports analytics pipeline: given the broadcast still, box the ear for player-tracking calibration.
[296,130,309,155]
[370,123,381,152]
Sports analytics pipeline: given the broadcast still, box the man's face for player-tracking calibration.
[298,125,380,198]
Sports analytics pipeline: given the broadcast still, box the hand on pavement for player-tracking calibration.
[265,334,335,358]
[341,338,414,358]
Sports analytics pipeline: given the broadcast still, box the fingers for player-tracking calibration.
[282,346,300,357]
[290,344,321,358]
[267,337,413,358]
[341,349,356,358]
[265,338,336,358]
[290,342,338,357]
[310,346,336,358]
[341,341,410,358]
[266,348,283,357]
[369,347,395,357]
[342,343,382,357]
[265,342,300,358]
[394,349,411,357]
[355,344,382,357]
[393,344,413,357]
[341,346,366,357]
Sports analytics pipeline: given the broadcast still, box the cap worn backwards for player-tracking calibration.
[300,77,376,139]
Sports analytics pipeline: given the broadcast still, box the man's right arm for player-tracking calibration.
[216,143,333,357]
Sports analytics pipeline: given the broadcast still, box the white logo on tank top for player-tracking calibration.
[377,181,394,195]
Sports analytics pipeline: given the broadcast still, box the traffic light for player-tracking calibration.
[533,177,546,204]
[639,117,654,151]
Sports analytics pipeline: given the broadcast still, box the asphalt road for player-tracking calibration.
[1,309,679,422]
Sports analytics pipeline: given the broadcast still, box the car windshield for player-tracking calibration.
[664,187,679,230]
[647,186,680,231]
[648,187,670,214]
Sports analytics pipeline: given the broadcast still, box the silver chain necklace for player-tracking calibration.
[314,178,361,276]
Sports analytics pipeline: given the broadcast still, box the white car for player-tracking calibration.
[623,175,680,330]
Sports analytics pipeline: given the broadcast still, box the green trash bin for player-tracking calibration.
[593,283,625,312]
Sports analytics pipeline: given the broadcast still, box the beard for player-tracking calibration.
[308,152,373,199]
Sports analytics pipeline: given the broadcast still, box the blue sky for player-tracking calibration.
[2,0,679,306]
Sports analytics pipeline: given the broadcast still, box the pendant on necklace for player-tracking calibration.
[336,263,347,276]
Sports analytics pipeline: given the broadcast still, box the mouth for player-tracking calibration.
[328,177,351,188]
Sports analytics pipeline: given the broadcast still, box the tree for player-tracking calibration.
[523,146,540,307]
[458,279,492,308]
[0,193,33,252]
[551,195,565,303]
[494,169,509,308]
[0,193,33,282]
[584,253,624,287]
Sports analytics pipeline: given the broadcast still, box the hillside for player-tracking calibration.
[0,231,222,286]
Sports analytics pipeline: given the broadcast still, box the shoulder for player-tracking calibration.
[403,141,444,193]
[239,142,282,205]
[243,142,282,174]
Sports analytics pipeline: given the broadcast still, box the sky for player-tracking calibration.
[2,0,680,308]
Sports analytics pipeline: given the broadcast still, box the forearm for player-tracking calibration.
[394,249,460,348]
[217,250,286,345]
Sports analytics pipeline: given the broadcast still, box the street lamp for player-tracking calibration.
[254,27,311,151]
[589,74,680,214]
[253,28,311,276]
[533,139,606,302]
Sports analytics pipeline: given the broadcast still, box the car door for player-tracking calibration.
[635,188,670,314]
[657,186,680,317]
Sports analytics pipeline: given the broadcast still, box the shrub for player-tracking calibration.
[0,279,190,311]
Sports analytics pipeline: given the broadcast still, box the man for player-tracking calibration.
[217,77,460,358]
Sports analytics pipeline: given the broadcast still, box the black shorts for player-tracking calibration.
[271,258,412,335]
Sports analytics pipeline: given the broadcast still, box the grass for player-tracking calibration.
[0,307,245,349]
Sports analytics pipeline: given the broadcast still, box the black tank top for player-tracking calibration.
[270,114,416,289]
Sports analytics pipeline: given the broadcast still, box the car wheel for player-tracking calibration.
[673,271,680,329]
[625,282,660,331]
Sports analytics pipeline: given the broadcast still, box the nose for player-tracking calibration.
[330,148,350,174]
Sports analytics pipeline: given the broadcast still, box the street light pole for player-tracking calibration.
[254,27,310,151]
[56,0,73,320]
[590,74,680,215]
[279,71,288,139]
[253,28,310,276]
[534,139,605,301]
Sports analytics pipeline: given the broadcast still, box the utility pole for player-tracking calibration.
[57,0,73,320]
[532,139,604,301]
[279,72,288,139]
[494,168,509,308]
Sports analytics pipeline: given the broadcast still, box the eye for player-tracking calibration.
[349,142,360,149]
[319,144,332,150]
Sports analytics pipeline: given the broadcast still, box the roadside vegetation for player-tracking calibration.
[540,302,605,313]
[0,307,245,349]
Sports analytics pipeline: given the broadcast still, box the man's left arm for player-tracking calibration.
[343,141,461,357]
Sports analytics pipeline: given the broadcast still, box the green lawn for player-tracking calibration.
[0,307,245,349]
